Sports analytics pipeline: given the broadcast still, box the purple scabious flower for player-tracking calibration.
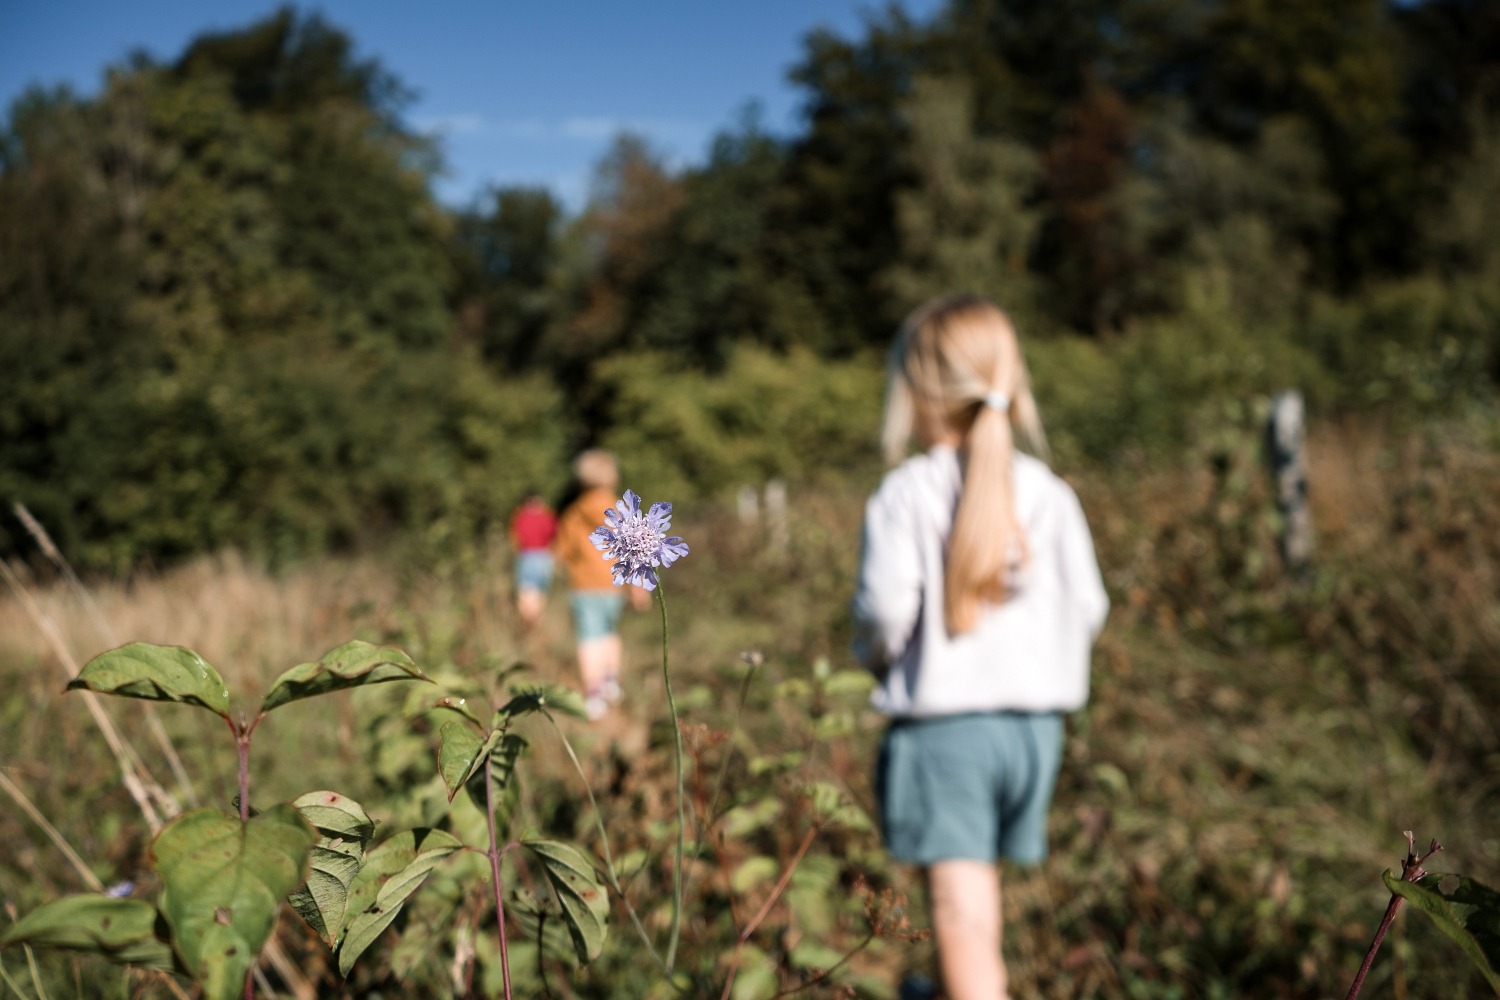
[589,489,689,591]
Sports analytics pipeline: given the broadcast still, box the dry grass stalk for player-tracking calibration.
[0,556,171,832]
[14,503,201,810]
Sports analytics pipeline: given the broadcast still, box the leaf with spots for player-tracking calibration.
[0,894,175,970]
[287,791,377,948]
[152,805,316,1000]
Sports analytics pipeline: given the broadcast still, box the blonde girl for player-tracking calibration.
[852,294,1108,999]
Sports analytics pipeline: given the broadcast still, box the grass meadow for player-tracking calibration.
[2,413,1498,999]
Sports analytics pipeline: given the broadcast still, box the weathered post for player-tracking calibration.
[1267,390,1313,574]
[764,479,788,554]
[736,485,760,526]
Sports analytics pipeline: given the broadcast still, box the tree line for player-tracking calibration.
[2,1,1497,571]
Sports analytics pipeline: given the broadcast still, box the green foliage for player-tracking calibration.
[68,643,232,720]
[0,895,175,970]
[597,344,884,502]
[260,640,428,714]
[1384,872,1500,993]
[336,826,464,977]
[4,2,1500,571]
[521,839,611,965]
[153,805,317,1000]
[287,791,377,948]
[881,75,1042,325]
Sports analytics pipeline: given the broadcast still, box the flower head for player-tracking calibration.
[589,488,688,591]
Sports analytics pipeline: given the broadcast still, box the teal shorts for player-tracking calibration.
[515,550,554,592]
[876,711,1063,866]
[569,590,626,642]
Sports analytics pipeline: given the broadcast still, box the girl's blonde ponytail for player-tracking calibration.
[882,294,1047,636]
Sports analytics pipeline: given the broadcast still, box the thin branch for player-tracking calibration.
[719,825,821,1000]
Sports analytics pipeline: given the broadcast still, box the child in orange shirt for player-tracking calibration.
[555,450,646,719]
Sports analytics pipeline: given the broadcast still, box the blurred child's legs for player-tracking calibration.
[928,860,1007,999]
[516,587,546,625]
[514,550,554,626]
[877,712,1063,999]
[570,590,626,717]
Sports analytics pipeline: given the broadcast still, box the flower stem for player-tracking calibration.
[657,582,686,972]
[484,753,513,1000]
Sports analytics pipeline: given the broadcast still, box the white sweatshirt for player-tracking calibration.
[852,445,1109,717]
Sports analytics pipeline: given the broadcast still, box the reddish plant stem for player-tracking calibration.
[719,825,821,1000]
[1345,835,1443,1000]
[1345,895,1405,1000]
[485,753,513,1000]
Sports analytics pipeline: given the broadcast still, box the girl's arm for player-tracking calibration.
[851,485,923,673]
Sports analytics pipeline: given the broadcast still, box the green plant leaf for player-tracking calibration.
[438,721,492,800]
[1384,870,1500,991]
[337,827,463,976]
[292,790,376,845]
[463,733,527,817]
[152,805,317,1000]
[0,894,175,970]
[432,695,485,726]
[729,944,778,1000]
[68,643,230,720]
[521,839,609,965]
[509,891,588,968]
[259,640,429,715]
[287,792,377,947]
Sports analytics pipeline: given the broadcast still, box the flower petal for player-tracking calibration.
[660,537,689,566]
[621,489,642,515]
[589,527,614,552]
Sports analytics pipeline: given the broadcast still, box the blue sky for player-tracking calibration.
[0,1,944,210]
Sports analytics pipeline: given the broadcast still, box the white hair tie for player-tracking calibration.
[983,390,1011,413]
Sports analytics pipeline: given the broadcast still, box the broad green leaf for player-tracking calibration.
[0,894,175,969]
[463,733,528,816]
[288,792,377,947]
[260,640,429,715]
[152,805,317,1000]
[438,721,492,801]
[68,643,230,720]
[731,856,780,895]
[337,827,463,976]
[1384,870,1500,991]
[521,839,609,965]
